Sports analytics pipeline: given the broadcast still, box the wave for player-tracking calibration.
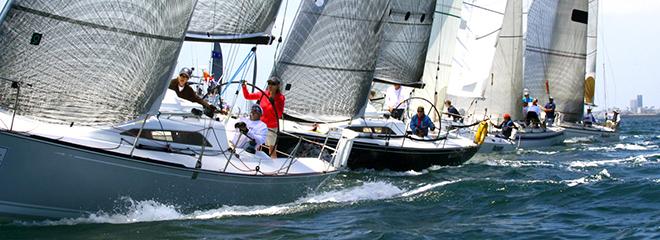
[19,180,461,226]
[354,169,429,177]
[586,143,656,152]
[564,137,593,144]
[562,169,613,187]
[517,149,559,155]
[467,158,555,168]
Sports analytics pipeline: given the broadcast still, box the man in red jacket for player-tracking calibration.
[242,76,285,158]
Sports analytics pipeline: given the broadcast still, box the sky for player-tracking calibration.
[0,0,657,110]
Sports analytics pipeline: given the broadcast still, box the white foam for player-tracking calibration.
[563,169,612,187]
[615,143,653,151]
[519,149,559,155]
[568,155,652,170]
[34,198,183,225]
[468,158,554,168]
[564,137,593,144]
[400,180,461,197]
[302,181,404,203]
[356,169,428,177]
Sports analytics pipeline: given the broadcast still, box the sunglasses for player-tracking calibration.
[179,74,189,78]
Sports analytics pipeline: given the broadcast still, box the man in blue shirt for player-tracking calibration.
[543,97,556,126]
[583,108,597,127]
[410,106,436,137]
[522,88,533,116]
[491,113,518,139]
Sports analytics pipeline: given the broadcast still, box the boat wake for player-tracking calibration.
[17,180,462,226]
[568,154,654,170]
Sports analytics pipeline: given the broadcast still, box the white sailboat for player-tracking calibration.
[277,0,479,171]
[553,0,619,140]
[0,0,355,219]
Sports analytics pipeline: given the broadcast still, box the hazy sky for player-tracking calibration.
[0,0,656,109]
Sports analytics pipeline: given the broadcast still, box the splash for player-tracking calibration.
[355,169,429,177]
[400,180,461,197]
[31,199,183,225]
[562,169,613,187]
[302,181,404,203]
[564,137,593,144]
[517,149,559,155]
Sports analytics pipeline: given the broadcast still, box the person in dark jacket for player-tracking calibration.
[168,67,214,110]
[410,106,436,137]
[491,113,518,139]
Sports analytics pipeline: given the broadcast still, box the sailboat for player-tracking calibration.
[277,0,479,171]
[523,0,614,141]
[548,0,618,140]
[0,0,356,219]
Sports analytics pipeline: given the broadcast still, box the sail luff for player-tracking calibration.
[185,0,282,44]
[474,0,524,121]
[272,0,390,123]
[372,0,436,88]
[584,0,598,105]
[413,0,462,116]
[523,0,588,122]
[0,1,197,125]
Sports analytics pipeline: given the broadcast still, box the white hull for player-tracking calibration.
[453,125,564,153]
[561,123,619,141]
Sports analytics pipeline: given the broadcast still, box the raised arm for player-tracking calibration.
[242,83,262,100]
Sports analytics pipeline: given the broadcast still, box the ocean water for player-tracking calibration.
[1,116,659,239]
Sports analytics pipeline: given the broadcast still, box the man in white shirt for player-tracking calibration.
[525,99,542,128]
[231,104,268,154]
[385,84,407,120]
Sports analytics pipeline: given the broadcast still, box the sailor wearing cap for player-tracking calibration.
[231,104,268,153]
[522,88,533,116]
[543,96,556,126]
[168,67,215,110]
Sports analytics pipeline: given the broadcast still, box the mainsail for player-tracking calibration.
[211,42,224,82]
[272,0,390,122]
[186,0,282,44]
[584,0,598,105]
[523,0,588,122]
[0,1,196,125]
[446,0,507,112]
[413,0,462,115]
[372,0,436,88]
[474,0,524,121]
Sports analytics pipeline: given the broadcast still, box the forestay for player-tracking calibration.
[523,0,588,122]
[272,0,390,123]
[413,0,461,117]
[473,0,524,121]
[186,0,282,44]
[0,0,196,125]
[372,0,436,88]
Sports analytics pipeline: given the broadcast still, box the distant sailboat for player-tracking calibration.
[0,0,355,219]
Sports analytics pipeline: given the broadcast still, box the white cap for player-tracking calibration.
[523,88,529,95]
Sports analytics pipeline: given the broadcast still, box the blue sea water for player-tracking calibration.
[1,116,659,239]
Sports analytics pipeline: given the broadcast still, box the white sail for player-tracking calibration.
[523,0,588,122]
[474,0,524,121]
[272,0,390,122]
[586,0,598,77]
[0,1,196,125]
[186,0,282,44]
[413,0,462,115]
[446,0,507,106]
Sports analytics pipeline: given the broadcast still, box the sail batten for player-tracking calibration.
[186,0,282,44]
[0,1,196,125]
[272,0,390,123]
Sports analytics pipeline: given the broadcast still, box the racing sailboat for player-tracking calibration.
[0,0,355,219]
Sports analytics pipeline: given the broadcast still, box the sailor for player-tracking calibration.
[605,109,621,129]
[583,108,597,127]
[491,113,518,139]
[231,104,268,154]
[543,97,556,126]
[522,88,534,113]
[410,106,436,137]
[169,67,215,110]
[444,100,463,122]
[241,76,285,158]
[525,99,542,128]
[385,83,407,120]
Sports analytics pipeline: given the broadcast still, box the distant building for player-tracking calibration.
[637,95,643,109]
[630,99,637,112]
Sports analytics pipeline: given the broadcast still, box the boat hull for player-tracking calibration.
[0,131,336,219]
[561,125,619,141]
[515,129,566,148]
[278,132,479,171]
